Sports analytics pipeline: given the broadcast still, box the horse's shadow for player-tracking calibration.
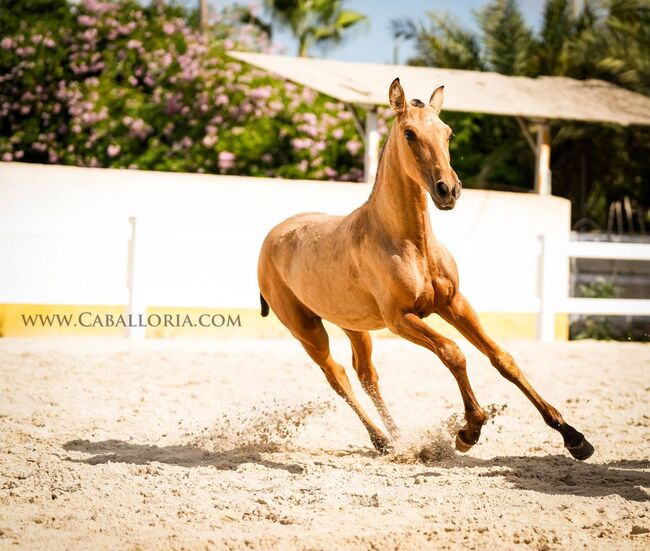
[62,439,305,474]
[63,439,649,502]
[414,453,650,502]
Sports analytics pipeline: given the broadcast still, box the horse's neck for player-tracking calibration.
[365,134,433,248]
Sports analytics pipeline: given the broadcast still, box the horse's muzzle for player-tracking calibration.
[430,179,461,210]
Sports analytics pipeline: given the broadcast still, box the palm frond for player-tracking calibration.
[477,0,535,75]
[391,12,484,70]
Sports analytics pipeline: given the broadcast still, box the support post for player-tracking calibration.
[537,234,556,342]
[198,0,207,33]
[127,216,146,339]
[364,107,380,184]
[534,119,551,195]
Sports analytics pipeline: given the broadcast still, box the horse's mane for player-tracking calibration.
[367,125,393,199]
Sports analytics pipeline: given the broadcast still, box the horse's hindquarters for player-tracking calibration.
[258,213,385,331]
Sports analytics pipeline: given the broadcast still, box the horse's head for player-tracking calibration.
[388,78,461,210]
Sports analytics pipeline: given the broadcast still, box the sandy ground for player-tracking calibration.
[0,337,649,550]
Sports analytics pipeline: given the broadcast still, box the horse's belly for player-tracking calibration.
[294,273,386,331]
[282,248,385,330]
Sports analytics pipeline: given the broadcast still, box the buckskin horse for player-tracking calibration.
[257,79,594,461]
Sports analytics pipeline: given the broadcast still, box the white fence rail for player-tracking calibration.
[538,237,650,342]
[1,214,648,341]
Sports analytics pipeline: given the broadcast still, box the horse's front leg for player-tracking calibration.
[439,292,594,460]
[384,310,487,452]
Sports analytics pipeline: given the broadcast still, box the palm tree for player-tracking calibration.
[265,0,367,57]
[478,0,534,75]
[571,0,650,95]
[393,0,535,76]
[392,13,484,70]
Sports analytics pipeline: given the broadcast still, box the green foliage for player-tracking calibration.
[578,276,619,299]
[0,0,366,180]
[478,0,534,75]
[574,277,627,340]
[533,0,576,75]
[264,0,367,56]
[0,0,71,36]
[392,14,484,70]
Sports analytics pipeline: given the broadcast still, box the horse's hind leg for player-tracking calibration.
[440,292,594,460]
[268,291,391,453]
[343,329,400,439]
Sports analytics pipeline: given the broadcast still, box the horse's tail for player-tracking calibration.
[260,293,270,317]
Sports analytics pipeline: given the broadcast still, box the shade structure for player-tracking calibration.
[229,51,650,126]
[228,51,650,191]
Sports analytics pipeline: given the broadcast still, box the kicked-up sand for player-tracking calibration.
[0,337,648,550]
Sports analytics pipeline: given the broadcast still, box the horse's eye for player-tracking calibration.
[448,132,455,142]
[404,129,416,141]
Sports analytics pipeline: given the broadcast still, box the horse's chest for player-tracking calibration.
[413,284,436,317]
[400,257,457,317]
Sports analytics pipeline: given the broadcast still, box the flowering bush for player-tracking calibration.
[0,0,387,181]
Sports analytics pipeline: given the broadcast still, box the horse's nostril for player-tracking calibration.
[436,182,449,197]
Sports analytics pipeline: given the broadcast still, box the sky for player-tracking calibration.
[214,0,546,64]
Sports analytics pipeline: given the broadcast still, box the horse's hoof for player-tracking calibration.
[455,432,474,453]
[371,434,392,455]
[566,437,594,461]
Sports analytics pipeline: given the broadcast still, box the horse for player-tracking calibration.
[257,78,594,461]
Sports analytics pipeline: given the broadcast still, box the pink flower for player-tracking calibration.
[179,136,193,148]
[81,29,98,42]
[218,151,236,169]
[107,144,121,157]
[2,152,13,161]
[302,112,317,125]
[332,128,344,139]
[291,137,313,151]
[346,140,362,155]
[1,37,13,49]
[77,15,95,26]
[202,135,217,148]
[16,46,35,57]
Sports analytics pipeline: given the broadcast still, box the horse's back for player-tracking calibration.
[259,211,347,277]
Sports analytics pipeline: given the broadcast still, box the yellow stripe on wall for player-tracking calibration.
[0,304,568,340]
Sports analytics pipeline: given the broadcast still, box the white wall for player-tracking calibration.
[0,162,570,312]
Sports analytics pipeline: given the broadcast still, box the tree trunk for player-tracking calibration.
[298,37,309,57]
[198,0,207,33]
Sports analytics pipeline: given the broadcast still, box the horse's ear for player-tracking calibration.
[389,78,406,114]
[429,85,444,114]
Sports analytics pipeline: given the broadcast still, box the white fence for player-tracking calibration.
[2,214,647,341]
[1,162,647,341]
[538,238,650,342]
